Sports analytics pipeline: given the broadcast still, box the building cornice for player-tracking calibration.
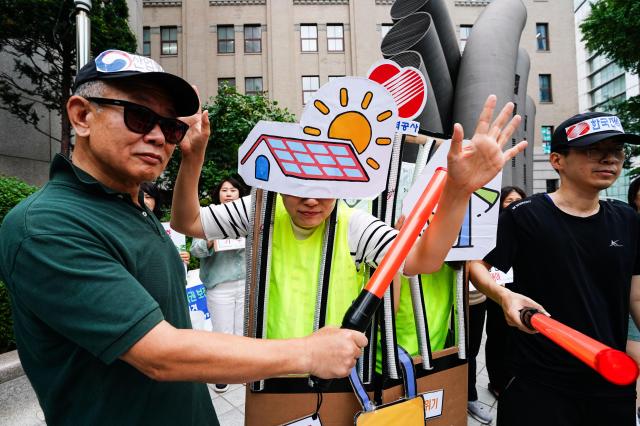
[293,0,348,4]
[210,0,266,5]
[143,0,181,7]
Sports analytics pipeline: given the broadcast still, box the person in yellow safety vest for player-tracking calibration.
[395,266,456,357]
[375,265,456,373]
[268,195,367,338]
[171,95,526,347]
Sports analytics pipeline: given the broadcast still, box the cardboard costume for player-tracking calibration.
[238,72,468,425]
[241,0,532,421]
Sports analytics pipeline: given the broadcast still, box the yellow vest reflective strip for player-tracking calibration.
[266,195,366,339]
[375,264,456,372]
[396,264,456,355]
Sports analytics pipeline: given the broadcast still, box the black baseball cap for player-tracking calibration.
[551,111,640,152]
[73,49,199,116]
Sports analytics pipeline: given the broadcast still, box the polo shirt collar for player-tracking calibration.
[49,154,131,198]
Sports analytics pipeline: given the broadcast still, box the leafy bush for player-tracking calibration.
[0,176,38,224]
[0,175,37,353]
[0,281,15,352]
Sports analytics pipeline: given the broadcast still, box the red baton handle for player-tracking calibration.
[520,308,639,386]
[341,167,448,332]
[311,167,447,391]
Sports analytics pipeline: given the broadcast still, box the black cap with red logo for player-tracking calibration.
[551,111,640,153]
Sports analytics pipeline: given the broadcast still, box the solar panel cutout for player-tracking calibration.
[241,134,370,182]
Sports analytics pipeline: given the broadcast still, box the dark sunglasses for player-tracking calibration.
[87,97,189,144]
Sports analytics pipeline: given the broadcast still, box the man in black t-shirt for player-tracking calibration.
[470,111,640,426]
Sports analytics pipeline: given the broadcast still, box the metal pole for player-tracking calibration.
[74,0,92,69]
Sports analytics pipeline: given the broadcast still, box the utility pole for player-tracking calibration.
[75,0,92,69]
[66,0,92,157]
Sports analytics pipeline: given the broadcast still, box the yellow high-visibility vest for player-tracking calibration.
[267,196,366,339]
[396,265,456,354]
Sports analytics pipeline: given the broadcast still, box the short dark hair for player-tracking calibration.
[500,185,526,210]
[628,177,640,212]
[140,182,164,219]
[211,176,250,205]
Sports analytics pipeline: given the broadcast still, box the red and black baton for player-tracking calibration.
[520,308,639,386]
[311,167,447,390]
[341,167,448,332]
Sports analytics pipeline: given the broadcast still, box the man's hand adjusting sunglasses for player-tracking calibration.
[87,97,189,144]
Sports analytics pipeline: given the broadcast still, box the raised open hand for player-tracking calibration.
[177,85,210,161]
[447,95,527,195]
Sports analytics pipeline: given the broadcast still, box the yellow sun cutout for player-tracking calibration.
[303,88,392,169]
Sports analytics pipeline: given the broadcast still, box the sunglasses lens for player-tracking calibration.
[160,120,188,144]
[120,101,187,144]
[124,105,156,134]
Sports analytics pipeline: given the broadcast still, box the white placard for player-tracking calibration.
[421,389,444,419]
[489,266,514,286]
[395,119,420,135]
[213,237,246,252]
[283,414,322,426]
[162,222,186,252]
[185,269,213,332]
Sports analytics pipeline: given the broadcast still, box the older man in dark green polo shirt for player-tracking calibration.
[0,50,367,426]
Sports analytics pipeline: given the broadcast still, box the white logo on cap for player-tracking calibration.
[95,49,164,74]
[565,116,624,142]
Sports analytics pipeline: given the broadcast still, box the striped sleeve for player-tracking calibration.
[348,209,399,270]
[201,195,252,240]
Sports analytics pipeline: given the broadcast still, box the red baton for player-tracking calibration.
[341,167,448,332]
[520,308,639,386]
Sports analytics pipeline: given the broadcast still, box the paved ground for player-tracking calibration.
[1,332,497,425]
[0,375,46,426]
[210,383,246,426]
[467,331,498,425]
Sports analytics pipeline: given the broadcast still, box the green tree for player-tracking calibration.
[160,85,296,204]
[581,0,640,174]
[0,0,137,156]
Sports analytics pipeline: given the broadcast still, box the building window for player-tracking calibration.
[218,78,236,90]
[244,25,262,53]
[541,125,553,154]
[381,23,393,40]
[459,25,472,52]
[546,179,559,193]
[536,23,549,51]
[161,26,177,55]
[587,56,626,110]
[539,74,552,102]
[328,75,345,82]
[143,27,150,56]
[300,24,318,52]
[217,25,235,54]
[327,24,344,52]
[589,61,624,87]
[245,77,263,96]
[591,75,626,110]
[302,76,320,104]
